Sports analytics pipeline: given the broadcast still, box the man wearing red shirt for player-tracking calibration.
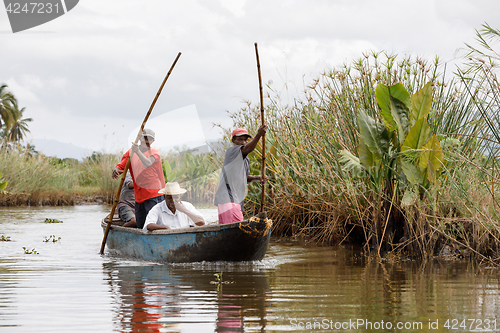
[112,129,165,229]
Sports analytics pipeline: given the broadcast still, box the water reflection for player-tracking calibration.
[1,205,500,332]
[101,244,500,333]
[103,263,269,333]
[261,243,500,332]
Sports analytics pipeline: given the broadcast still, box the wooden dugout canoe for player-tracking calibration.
[101,212,272,263]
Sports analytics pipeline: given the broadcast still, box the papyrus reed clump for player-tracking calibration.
[229,51,500,264]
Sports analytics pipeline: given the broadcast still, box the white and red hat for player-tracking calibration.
[231,128,252,138]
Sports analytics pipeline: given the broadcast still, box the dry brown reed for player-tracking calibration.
[228,52,500,264]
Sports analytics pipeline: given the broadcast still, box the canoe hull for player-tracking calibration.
[101,214,272,263]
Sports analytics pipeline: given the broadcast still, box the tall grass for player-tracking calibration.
[0,147,82,205]
[0,146,122,205]
[229,51,500,264]
[162,147,219,205]
[0,145,219,206]
[78,151,120,203]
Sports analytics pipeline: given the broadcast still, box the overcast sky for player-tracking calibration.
[2,0,499,157]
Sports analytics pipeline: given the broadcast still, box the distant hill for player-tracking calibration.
[32,139,92,160]
[29,139,226,161]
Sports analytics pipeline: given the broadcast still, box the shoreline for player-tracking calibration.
[0,193,111,207]
[1,194,494,265]
[0,193,215,208]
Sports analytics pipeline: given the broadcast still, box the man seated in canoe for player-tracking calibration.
[118,171,136,228]
[143,182,205,232]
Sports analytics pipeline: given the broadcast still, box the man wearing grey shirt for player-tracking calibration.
[213,125,267,224]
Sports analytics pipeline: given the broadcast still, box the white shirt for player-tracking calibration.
[143,200,202,232]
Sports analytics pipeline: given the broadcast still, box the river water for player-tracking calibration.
[1,205,499,332]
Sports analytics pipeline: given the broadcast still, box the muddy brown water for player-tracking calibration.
[1,205,499,332]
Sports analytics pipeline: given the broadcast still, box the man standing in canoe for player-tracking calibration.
[112,128,165,229]
[214,125,267,224]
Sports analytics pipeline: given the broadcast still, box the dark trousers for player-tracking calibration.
[135,196,163,229]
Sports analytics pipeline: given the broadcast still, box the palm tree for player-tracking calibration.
[0,84,16,130]
[23,142,38,158]
[6,100,32,143]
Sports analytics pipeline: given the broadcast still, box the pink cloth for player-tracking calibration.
[218,203,243,224]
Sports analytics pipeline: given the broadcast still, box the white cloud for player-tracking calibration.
[5,77,41,104]
[2,0,499,157]
[218,0,246,17]
[127,105,207,152]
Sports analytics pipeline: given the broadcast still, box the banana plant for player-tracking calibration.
[163,159,180,182]
[0,171,6,192]
[340,81,444,247]
[341,82,443,194]
[397,82,443,200]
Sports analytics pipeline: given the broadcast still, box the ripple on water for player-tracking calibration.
[2,205,500,332]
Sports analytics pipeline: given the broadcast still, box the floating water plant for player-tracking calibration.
[212,272,223,283]
[43,218,63,223]
[22,247,38,254]
[210,272,234,286]
[1,235,11,241]
[43,235,61,243]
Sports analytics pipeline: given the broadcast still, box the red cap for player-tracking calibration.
[231,128,252,138]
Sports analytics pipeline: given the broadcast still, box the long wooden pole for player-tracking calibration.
[100,52,182,254]
[254,43,266,213]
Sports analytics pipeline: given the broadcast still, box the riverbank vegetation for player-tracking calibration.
[1,82,219,205]
[0,144,218,206]
[0,147,111,205]
[2,24,500,264]
[234,23,500,264]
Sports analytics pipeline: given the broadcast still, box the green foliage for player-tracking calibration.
[401,83,443,187]
[210,271,233,290]
[43,235,61,242]
[43,218,63,223]
[225,46,500,263]
[0,84,31,143]
[5,101,32,142]
[358,109,391,161]
[79,151,117,195]
[0,171,6,192]
[418,135,443,184]
[1,235,11,241]
[401,118,430,155]
[376,82,411,140]
[213,272,223,283]
[161,148,219,204]
[22,247,38,254]
[410,81,433,120]
[343,81,444,198]
[337,80,444,250]
[458,23,500,187]
[0,84,16,130]
[0,149,81,197]
[0,143,218,206]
